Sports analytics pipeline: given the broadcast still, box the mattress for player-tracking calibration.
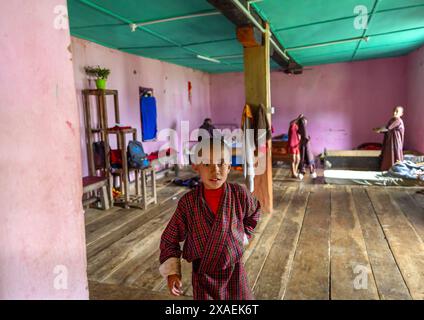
[324,170,424,186]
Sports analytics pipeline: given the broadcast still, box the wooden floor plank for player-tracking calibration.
[367,189,424,300]
[85,206,121,226]
[86,189,185,258]
[389,190,424,242]
[410,191,424,209]
[243,187,294,294]
[89,281,190,300]
[98,188,187,283]
[283,190,331,300]
[100,221,167,284]
[243,187,288,263]
[253,189,309,299]
[85,185,183,245]
[85,207,131,236]
[118,248,161,289]
[352,188,411,300]
[330,188,379,300]
[88,206,175,280]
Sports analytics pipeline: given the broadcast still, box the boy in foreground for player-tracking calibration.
[159,138,261,300]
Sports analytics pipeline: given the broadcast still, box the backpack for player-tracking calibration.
[110,149,123,169]
[127,140,149,169]
[93,141,106,169]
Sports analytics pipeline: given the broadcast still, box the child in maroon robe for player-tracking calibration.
[374,106,405,171]
[159,138,261,300]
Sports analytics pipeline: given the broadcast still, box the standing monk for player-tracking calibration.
[374,106,405,171]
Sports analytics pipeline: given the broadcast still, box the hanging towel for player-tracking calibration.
[140,96,157,141]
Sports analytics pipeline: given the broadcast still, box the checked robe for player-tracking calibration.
[159,182,261,300]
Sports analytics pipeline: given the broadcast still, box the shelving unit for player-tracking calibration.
[82,89,120,177]
[82,89,157,209]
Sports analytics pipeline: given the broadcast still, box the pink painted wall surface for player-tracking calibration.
[71,38,211,175]
[0,1,88,298]
[210,57,408,156]
[405,45,424,153]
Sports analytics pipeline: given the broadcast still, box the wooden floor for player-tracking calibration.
[85,168,424,300]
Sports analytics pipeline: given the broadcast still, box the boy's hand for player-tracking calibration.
[167,274,183,296]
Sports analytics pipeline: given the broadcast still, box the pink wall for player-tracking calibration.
[210,57,408,156]
[71,38,212,175]
[406,45,424,153]
[0,1,88,299]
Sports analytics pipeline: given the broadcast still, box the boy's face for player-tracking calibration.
[393,107,404,118]
[192,148,231,189]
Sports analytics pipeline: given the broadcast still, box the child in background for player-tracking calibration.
[288,115,302,179]
[159,137,261,300]
[298,116,317,179]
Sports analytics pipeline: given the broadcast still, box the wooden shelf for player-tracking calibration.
[107,128,137,135]
[83,88,121,208]
[82,89,118,96]
[90,128,136,134]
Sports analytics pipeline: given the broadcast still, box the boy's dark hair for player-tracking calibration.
[190,137,231,165]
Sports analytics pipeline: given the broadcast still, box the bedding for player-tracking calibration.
[324,168,424,186]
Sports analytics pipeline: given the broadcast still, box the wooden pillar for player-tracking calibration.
[240,23,273,213]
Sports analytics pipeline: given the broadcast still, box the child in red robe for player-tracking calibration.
[288,115,302,178]
[159,138,261,300]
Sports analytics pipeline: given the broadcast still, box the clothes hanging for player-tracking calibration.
[140,95,157,141]
[241,104,255,192]
[241,103,272,192]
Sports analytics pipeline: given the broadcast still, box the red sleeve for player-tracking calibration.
[159,199,187,264]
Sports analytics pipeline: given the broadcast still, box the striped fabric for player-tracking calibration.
[159,182,261,300]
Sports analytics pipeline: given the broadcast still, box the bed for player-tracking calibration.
[324,169,424,186]
[323,149,424,171]
[323,150,381,170]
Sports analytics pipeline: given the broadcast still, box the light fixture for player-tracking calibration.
[130,23,137,32]
[196,55,221,63]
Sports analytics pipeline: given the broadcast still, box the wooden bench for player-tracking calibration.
[82,176,110,210]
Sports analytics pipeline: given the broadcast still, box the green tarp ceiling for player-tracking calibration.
[68,0,424,73]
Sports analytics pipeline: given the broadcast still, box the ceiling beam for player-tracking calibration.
[207,0,303,73]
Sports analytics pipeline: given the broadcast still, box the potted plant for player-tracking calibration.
[85,66,110,90]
